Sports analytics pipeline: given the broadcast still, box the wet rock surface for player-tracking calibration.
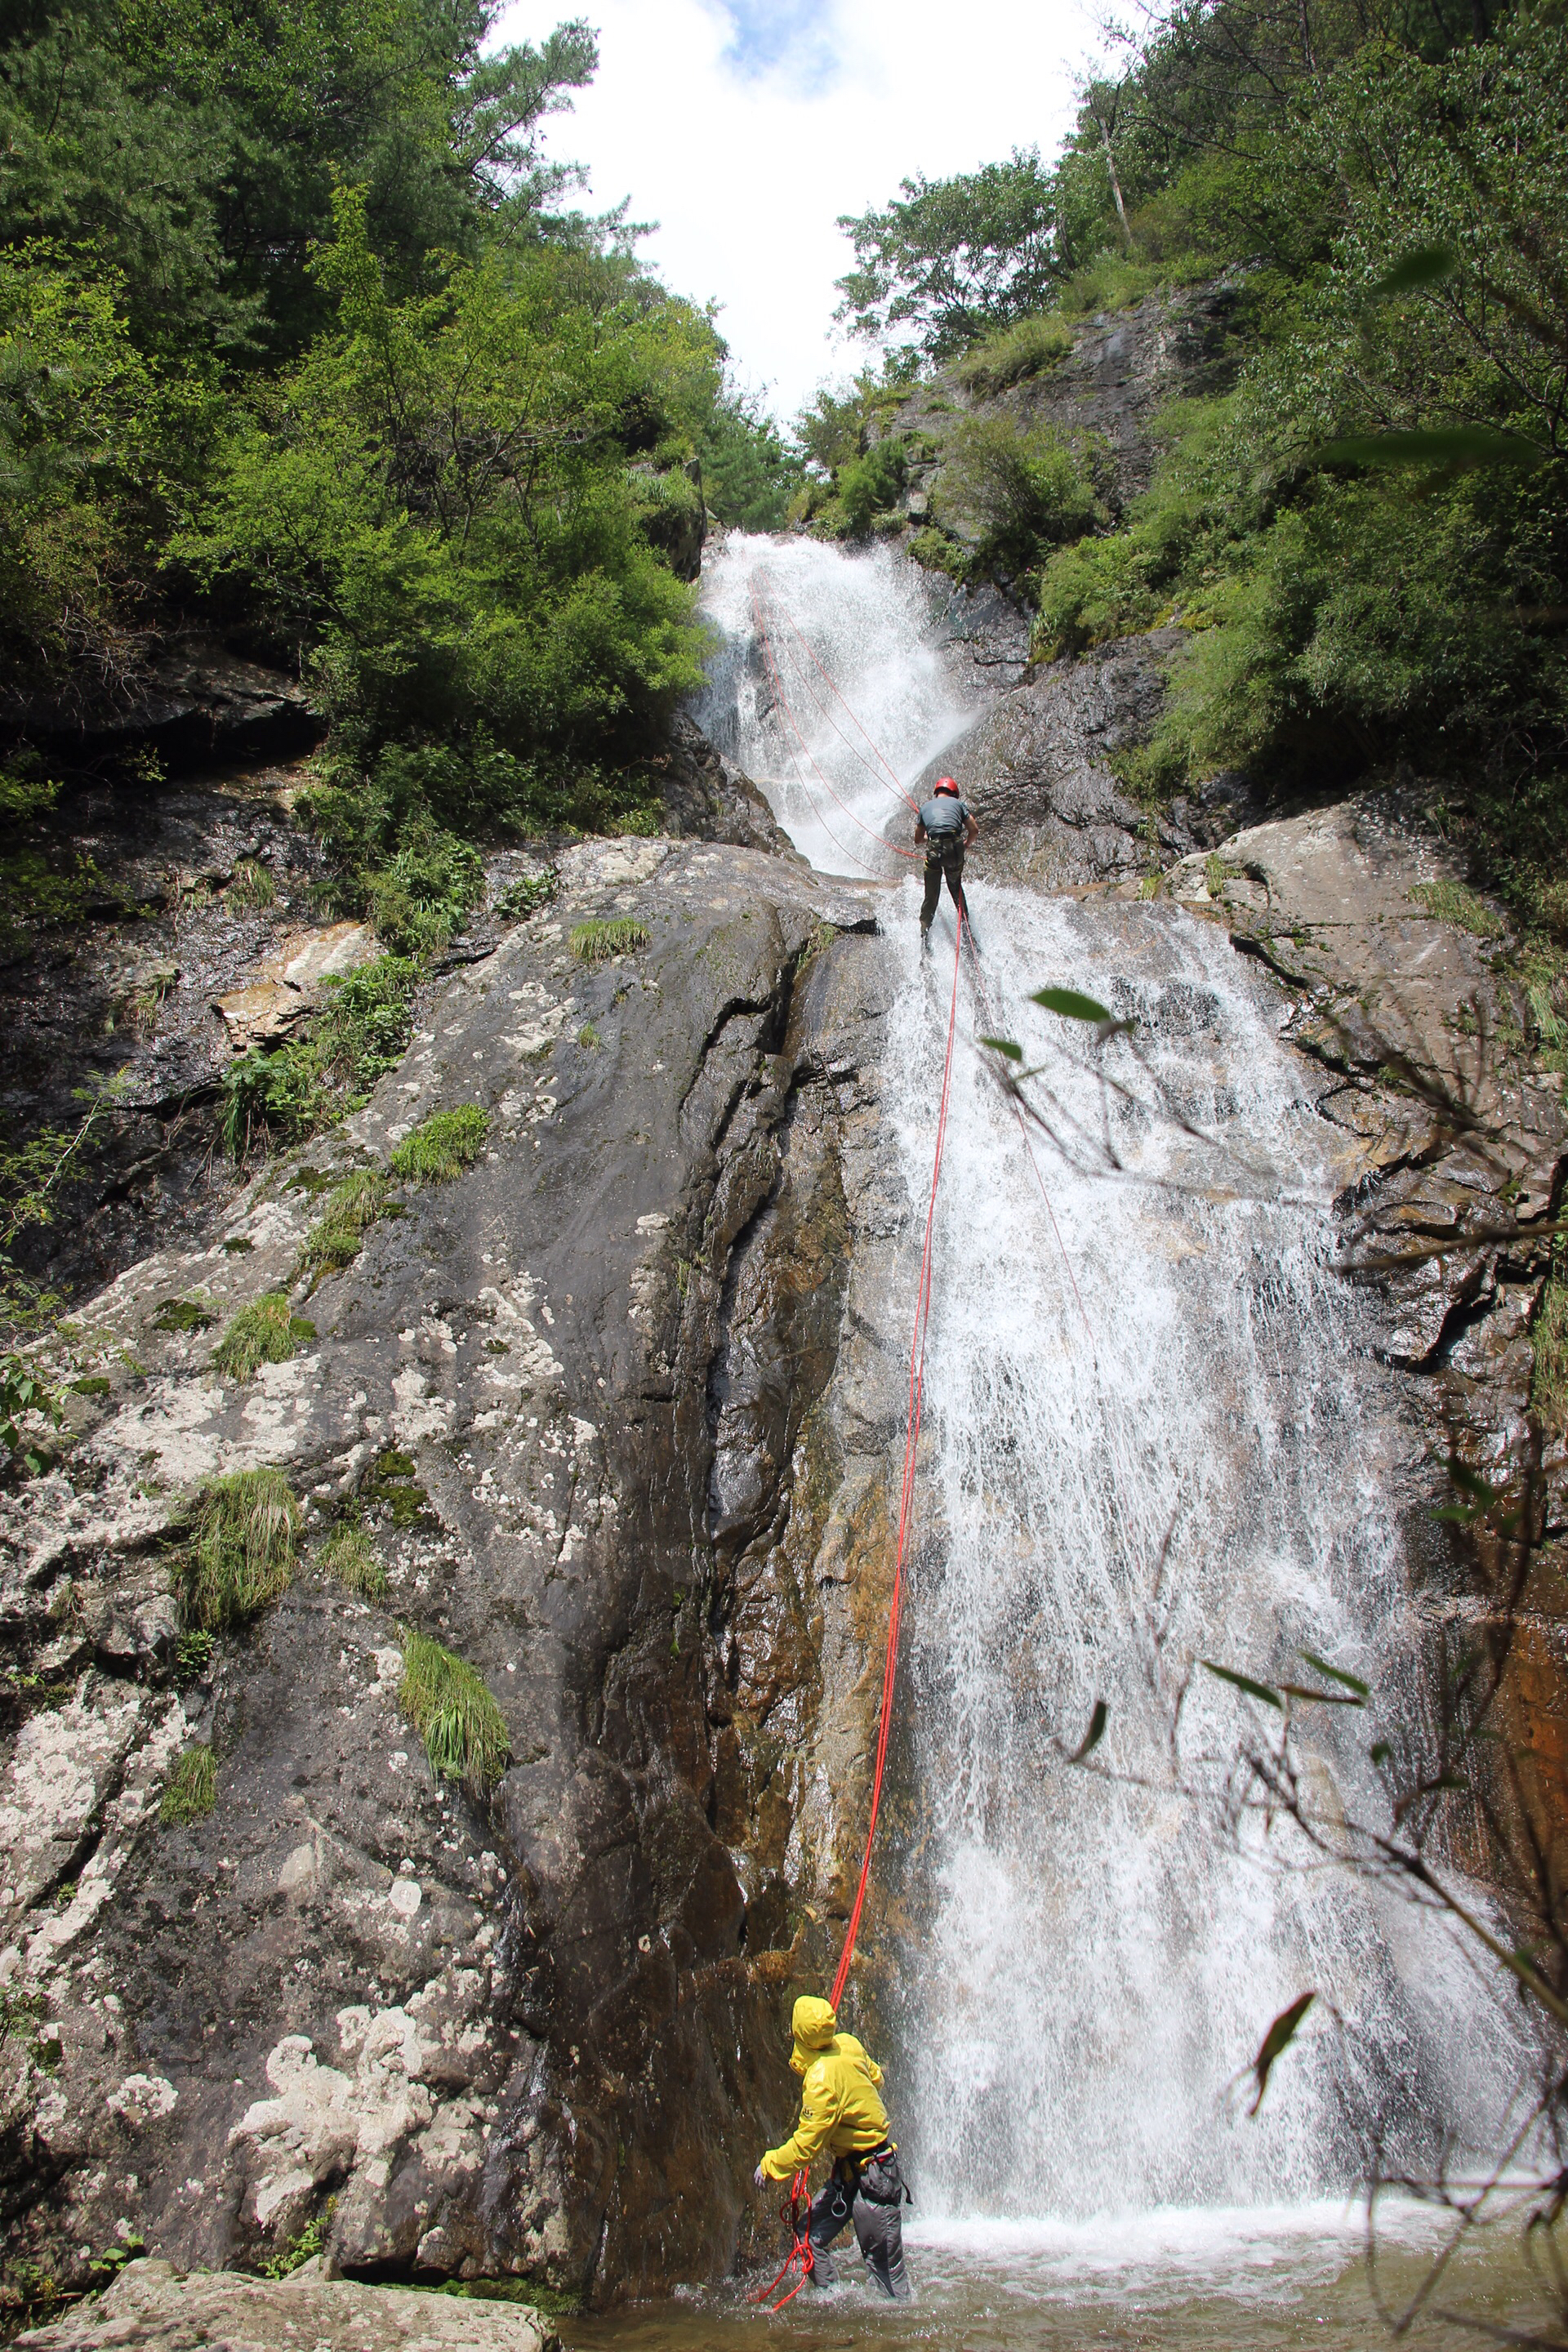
[11,638,316,764]
[13,2258,559,2350]
[1138,792,1567,1815]
[0,760,338,1296]
[933,626,1258,884]
[0,834,915,2310]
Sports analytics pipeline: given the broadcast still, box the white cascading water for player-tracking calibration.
[697,532,1521,2227]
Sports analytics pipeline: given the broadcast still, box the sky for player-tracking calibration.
[493,0,1094,422]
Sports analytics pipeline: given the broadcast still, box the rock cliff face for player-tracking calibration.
[0,831,921,2313]
[3,301,1566,2323]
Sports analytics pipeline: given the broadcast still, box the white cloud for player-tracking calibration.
[493,0,1093,421]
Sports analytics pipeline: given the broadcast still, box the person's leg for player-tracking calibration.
[942,848,969,927]
[920,858,942,936]
[805,2176,853,2286]
[853,2186,911,2300]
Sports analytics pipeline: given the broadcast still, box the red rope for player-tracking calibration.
[751,2169,815,2310]
[830,910,965,2008]
[749,585,920,869]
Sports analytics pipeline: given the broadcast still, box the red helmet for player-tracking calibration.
[933,777,960,795]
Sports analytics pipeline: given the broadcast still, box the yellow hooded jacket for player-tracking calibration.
[760,1996,893,2182]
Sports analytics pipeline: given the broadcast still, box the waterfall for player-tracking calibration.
[697,531,1519,2225]
[697,532,972,875]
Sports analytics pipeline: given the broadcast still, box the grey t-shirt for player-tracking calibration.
[918,795,969,844]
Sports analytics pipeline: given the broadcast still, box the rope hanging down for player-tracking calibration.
[742,576,1094,2014]
[773,601,922,815]
[829,909,965,2007]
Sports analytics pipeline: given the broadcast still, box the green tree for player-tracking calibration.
[835,149,1062,363]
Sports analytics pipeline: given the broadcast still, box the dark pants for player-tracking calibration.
[920,846,968,932]
[807,2150,911,2300]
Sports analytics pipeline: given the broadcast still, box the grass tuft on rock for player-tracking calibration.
[399,1626,510,1794]
[213,1293,317,1380]
[320,1521,386,1601]
[1408,879,1506,938]
[1532,1276,1568,1434]
[388,1106,489,1183]
[226,859,277,911]
[185,1467,301,1628]
[569,918,648,964]
[954,312,1073,394]
[300,1170,389,1280]
[153,1297,217,1335]
[160,1744,216,1825]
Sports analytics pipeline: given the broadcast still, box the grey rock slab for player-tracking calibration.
[931,629,1186,884]
[0,838,903,2305]
[14,2260,559,2351]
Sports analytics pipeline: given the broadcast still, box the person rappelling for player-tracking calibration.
[916,775,978,949]
[753,1995,912,2300]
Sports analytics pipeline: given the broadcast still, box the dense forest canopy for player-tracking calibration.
[2,0,1563,945]
[0,0,796,934]
[822,0,1568,939]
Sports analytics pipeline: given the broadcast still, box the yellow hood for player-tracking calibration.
[788,1994,838,2075]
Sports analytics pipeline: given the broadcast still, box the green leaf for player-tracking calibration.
[1319,425,1544,474]
[981,1036,1023,1062]
[1203,1660,1284,1709]
[1070,1699,1107,1762]
[1277,1683,1365,1707]
[1298,1650,1370,1697]
[1030,986,1114,1025]
[1249,1990,1315,2115]
[1372,247,1456,300]
[1369,1741,1393,1765]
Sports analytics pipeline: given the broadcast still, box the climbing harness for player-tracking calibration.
[751,2167,816,2311]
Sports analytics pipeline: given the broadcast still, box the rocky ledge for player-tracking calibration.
[14,2256,559,2351]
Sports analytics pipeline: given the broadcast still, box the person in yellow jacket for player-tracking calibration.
[752,1994,911,2299]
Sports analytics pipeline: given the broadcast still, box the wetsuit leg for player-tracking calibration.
[942,847,969,927]
[853,2185,911,2300]
[805,2176,854,2286]
[920,858,943,932]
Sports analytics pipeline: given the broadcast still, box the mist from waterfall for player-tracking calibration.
[697,531,1521,2225]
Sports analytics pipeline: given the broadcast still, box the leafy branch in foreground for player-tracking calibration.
[1064,1441,1568,2340]
[981,973,1564,1277]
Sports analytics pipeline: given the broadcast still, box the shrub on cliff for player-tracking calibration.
[941,414,1103,577]
[176,192,715,837]
[220,956,417,1156]
[955,314,1073,395]
[0,2,800,875]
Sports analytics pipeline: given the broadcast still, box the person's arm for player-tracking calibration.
[915,821,928,844]
[759,2068,842,2180]
[963,813,979,846]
